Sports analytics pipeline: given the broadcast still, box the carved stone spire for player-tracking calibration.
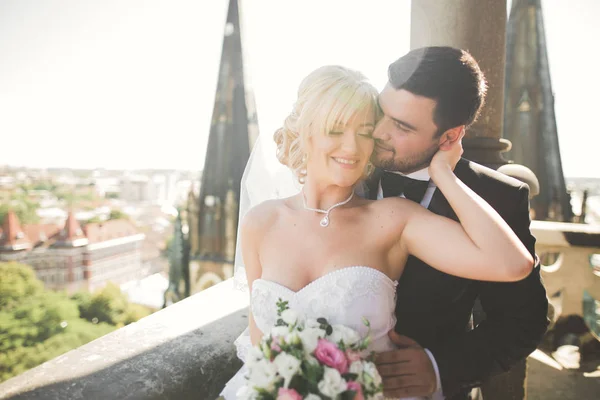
[503,0,572,221]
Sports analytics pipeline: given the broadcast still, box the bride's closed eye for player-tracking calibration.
[328,131,374,140]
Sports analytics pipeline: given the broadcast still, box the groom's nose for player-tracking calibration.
[373,118,390,141]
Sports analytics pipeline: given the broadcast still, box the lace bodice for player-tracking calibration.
[251,266,398,353]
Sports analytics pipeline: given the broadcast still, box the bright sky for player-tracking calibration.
[0,0,597,178]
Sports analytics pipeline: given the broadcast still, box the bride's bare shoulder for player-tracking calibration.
[241,198,287,234]
[360,197,425,232]
[366,196,420,217]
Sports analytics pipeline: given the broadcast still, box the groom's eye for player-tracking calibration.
[394,121,411,133]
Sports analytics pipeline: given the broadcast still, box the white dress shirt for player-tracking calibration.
[379,167,445,400]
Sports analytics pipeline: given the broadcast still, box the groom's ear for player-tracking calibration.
[438,126,465,150]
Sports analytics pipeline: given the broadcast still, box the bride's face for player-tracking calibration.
[305,108,375,188]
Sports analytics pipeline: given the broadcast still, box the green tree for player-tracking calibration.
[73,283,150,327]
[0,201,39,226]
[0,262,151,383]
[0,262,43,309]
[108,209,127,221]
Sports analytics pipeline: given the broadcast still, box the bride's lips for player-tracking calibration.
[331,157,360,169]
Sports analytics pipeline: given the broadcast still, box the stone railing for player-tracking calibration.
[0,280,249,400]
[531,220,600,338]
[1,221,599,400]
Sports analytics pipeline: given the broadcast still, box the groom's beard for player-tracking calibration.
[373,143,438,173]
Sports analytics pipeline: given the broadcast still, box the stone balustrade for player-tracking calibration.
[531,220,600,338]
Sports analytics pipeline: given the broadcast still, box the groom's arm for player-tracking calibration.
[431,183,549,397]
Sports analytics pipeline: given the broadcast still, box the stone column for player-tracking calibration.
[410,0,511,168]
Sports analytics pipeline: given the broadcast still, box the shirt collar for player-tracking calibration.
[385,167,431,182]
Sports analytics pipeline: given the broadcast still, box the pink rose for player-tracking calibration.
[314,338,349,374]
[277,388,302,400]
[346,381,364,400]
[271,337,282,352]
[345,349,362,363]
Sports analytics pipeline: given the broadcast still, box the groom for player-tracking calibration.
[368,47,549,399]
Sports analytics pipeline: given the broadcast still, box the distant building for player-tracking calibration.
[119,172,179,205]
[0,211,145,293]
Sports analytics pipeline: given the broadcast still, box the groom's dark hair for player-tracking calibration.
[387,46,487,136]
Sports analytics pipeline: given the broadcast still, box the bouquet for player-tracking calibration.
[236,299,384,400]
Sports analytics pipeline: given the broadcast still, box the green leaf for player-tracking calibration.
[342,373,359,381]
[341,390,358,400]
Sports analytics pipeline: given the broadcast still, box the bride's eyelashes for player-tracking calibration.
[327,130,374,138]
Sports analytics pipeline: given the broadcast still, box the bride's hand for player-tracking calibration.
[429,130,464,179]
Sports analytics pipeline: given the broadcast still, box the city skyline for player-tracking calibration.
[0,0,598,177]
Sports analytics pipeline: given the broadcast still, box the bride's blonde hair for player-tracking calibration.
[274,65,381,183]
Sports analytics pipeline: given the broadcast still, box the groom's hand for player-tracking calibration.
[374,330,437,398]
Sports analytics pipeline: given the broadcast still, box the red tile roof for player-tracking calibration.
[0,211,32,251]
[82,219,139,244]
[0,212,139,253]
[58,211,86,242]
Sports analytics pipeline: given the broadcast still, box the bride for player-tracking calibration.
[220,65,533,399]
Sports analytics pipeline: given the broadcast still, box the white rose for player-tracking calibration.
[305,394,321,400]
[329,324,361,346]
[298,327,326,354]
[363,361,382,386]
[349,360,364,376]
[270,325,290,338]
[246,346,265,368]
[318,367,348,397]
[273,352,302,388]
[248,358,278,389]
[281,309,304,326]
[235,385,258,400]
[285,330,302,346]
[305,318,321,329]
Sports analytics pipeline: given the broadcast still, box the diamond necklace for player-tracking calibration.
[301,189,354,227]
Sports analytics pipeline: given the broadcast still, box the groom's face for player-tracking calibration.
[372,85,441,174]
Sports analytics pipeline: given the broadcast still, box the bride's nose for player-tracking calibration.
[340,131,359,153]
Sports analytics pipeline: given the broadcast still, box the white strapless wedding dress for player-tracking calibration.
[220,266,434,400]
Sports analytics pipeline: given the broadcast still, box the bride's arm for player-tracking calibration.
[400,142,533,282]
[240,203,272,345]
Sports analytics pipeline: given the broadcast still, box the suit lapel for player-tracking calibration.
[364,168,383,200]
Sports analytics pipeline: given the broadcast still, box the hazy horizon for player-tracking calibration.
[1,0,598,178]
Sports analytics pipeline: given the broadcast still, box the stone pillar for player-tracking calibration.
[411,1,526,399]
[410,0,511,168]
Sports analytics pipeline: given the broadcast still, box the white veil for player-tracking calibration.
[232,133,302,290]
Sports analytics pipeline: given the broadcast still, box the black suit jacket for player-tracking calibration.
[366,159,549,399]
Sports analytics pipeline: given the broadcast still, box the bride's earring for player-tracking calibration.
[363,161,374,179]
[298,153,308,184]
